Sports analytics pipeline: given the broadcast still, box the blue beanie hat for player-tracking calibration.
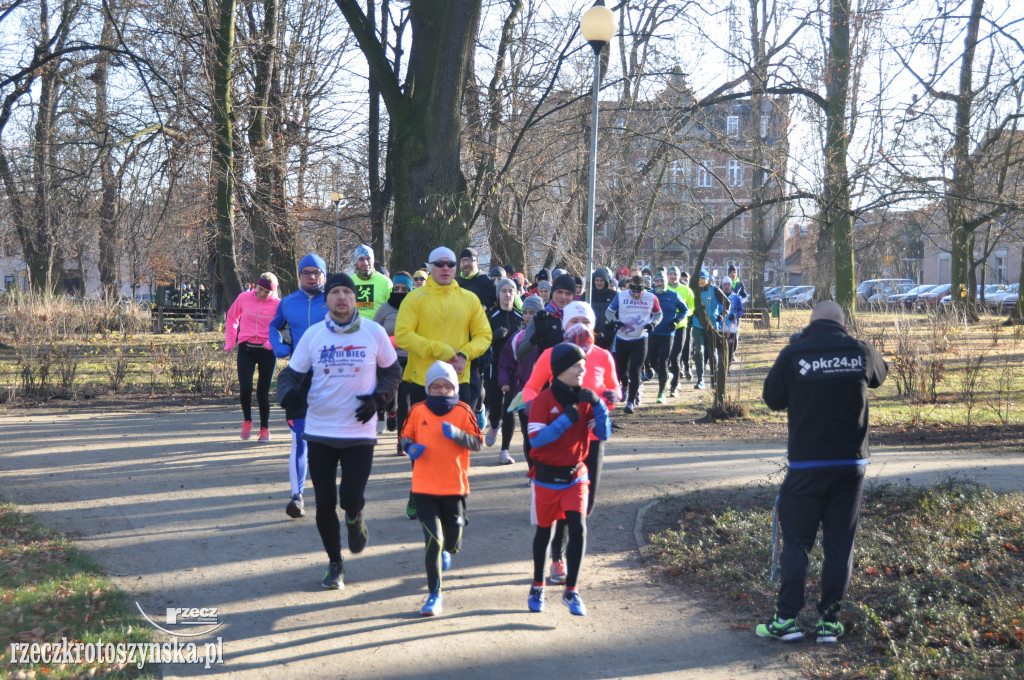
[299,253,327,273]
[353,244,374,264]
[699,269,709,279]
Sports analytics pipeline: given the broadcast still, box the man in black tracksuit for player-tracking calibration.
[756,301,887,644]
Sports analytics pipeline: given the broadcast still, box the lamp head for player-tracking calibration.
[580,0,616,46]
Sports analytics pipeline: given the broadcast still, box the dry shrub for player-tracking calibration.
[0,293,151,343]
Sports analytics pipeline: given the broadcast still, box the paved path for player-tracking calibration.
[1,404,1021,679]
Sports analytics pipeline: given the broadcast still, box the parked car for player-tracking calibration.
[998,287,1019,313]
[868,282,915,308]
[985,283,1019,311]
[916,283,953,310]
[886,284,937,310]
[856,278,915,306]
[783,285,816,307]
[765,286,795,303]
[939,284,1007,309]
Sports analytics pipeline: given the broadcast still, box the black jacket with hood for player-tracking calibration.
[762,319,887,465]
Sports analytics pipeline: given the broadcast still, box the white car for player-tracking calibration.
[986,283,1019,311]
[939,284,1006,309]
[783,285,816,307]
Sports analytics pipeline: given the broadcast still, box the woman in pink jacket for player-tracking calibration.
[521,300,619,586]
[225,272,281,441]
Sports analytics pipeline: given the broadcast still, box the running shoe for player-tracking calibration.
[421,592,443,617]
[386,412,397,432]
[694,381,705,390]
[346,512,368,554]
[321,561,343,590]
[669,387,679,398]
[561,590,588,616]
[498,449,515,465]
[624,402,635,414]
[656,392,665,404]
[815,619,845,644]
[620,388,628,402]
[476,409,486,431]
[406,493,418,520]
[257,427,271,442]
[528,586,546,613]
[285,493,305,518]
[441,550,452,571]
[376,418,386,435]
[755,614,804,641]
[548,560,567,585]
[684,367,692,380]
[240,421,253,440]
[485,427,498,447]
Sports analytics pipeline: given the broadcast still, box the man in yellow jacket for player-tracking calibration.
[395,246,493,405]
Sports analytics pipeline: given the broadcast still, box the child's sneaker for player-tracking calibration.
[528,586,545,612]
[497,449,515,465]
[441,550,452,571]
[548,560,567,585]
[755,614,804,641]
[561,590,588,616]
[345,512,368,553]
[485,427,498,447]
[285,493,304,518]
[656,392,665,404]
[815,619,845,644]
[421,592,443,617]
[240,421,253,440]
[624,402,635,414]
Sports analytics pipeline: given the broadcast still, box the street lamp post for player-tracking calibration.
[580,0,616,304]
[331,191,342,273]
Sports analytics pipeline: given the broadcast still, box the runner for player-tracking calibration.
[607,275,662,414]
[666,267,695,393]
[484,278,524,465]
[399,361,483,617]
[497,295,544,466]
[275,273,401,591]
[525,343,611,616]
[373,271,413,439]
[352,244,392,321]
[224,272,280,442]
[649,272,687,403]
[269,253,328,519]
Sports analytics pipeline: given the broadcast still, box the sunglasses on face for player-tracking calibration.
[629,285,644,292]
[432,261,456,268]
[413,277,425,282]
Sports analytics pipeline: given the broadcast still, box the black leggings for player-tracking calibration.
[669,325,691,388]
[413,493,464,594]
[533,511,586,588]
[236,344,276,427]
[648,334,674,392]
[550,440,604,563]
[485,377,516,450]
[518,410,532,465]
[614,337,648,403]
[306,441,374,563]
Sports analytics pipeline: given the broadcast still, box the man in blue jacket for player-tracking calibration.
[691,269,730,390]
[649,272,687,403]
[756,301,887,644]
[269,253,328,519]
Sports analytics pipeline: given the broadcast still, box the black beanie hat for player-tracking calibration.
[459,247,478,261]
[324,272,356,296]
[535,268,550,281]
[550,343,586,378]
[488,265,506,278]
[552,273,576,293]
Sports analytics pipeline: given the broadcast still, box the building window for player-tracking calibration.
[761,114,769,137]
[938,254,951,284]
[696,161,713,187]
[727,159,743,187]
[727,115,739,136]
[4,276,15,291]
[994,249,1008,283]
[669,159,688,194]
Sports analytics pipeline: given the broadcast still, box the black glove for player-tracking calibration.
[563,404,580,423]
[717,315,725,324]
[644,323,655,333]
[355,393,385,423]
[577,388,600,405]
[493,326,509,340]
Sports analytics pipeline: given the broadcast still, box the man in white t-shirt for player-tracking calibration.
[277,272,401,591]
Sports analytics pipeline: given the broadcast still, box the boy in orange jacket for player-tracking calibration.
[399,361,482,617]
[526,343,611,616]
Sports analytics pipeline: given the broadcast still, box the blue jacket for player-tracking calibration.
[692,284,730,330]
[269,289,328,358]
[652,289,688,335]
[726,293,744,320]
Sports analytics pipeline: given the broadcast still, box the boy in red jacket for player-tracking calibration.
[399,361,482,617]
[525,343,611,616]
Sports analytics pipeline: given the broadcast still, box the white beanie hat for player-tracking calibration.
[427,247,457,264]
[561,300,596,330]
[425,360,459,390]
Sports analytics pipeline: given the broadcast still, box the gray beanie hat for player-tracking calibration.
[522,295,545,312]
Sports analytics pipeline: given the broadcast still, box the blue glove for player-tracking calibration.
[273,344,291,358]
[442,422,458,440]
[406,443,426,460]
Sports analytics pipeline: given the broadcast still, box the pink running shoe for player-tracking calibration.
[548,560,567,585]
[258,427,271,442]
[240,421,253,440]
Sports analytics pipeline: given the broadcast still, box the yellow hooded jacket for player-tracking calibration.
[394,276,493,385]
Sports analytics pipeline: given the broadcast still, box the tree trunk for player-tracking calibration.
[212,0,242,310]
[248,0,282,281]
[824,0,855,319]
[95,4,118,300]
[948,0,984,321]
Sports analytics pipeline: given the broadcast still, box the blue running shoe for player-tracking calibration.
[441,550,452,571]
[561,590,587,616]
[421,592,443,617]
[475,409,486,431]
[528,586,545,613]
